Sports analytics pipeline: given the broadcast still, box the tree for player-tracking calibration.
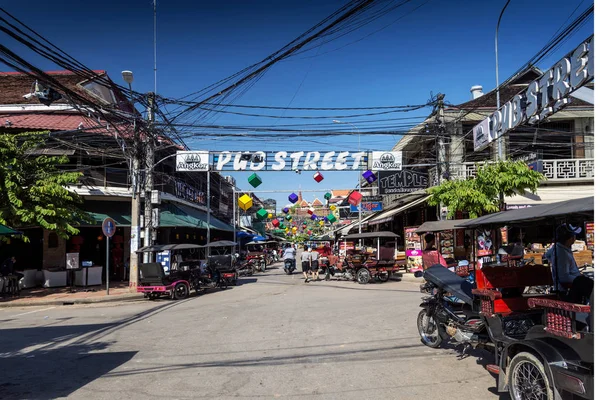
[427,160,545,219]
[0,132,89,241]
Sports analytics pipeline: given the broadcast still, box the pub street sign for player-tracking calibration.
[175,150,404,172]
[474,35,594,152]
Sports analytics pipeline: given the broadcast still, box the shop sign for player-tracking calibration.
[378,170,429,195]
[350,202,383,212]
[370,151,402,171]
[175,180,206,205]
[474,35,594,152]
[176,151,210,171]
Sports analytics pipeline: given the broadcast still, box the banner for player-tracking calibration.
[378,170,429,195]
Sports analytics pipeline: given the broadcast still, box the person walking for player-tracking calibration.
[310,246,320,281]
[300,245,311,283]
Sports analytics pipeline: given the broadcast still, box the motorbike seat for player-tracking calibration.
[423,265,474,305]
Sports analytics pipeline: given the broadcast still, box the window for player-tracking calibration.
[80,80,117,104]
[48,232,59,249]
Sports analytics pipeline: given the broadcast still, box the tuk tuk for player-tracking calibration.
[417,197,594,399]
[342,231,403,284]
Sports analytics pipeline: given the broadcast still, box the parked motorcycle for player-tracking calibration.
[183,263,228,294]
[235,258,255,277]
[283,258,296,275]
[322,258,355,281]
[417,265,490,356]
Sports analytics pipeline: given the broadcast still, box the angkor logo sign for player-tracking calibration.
[372,151,402,171]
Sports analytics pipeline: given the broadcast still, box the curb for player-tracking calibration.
[0,293,144,308]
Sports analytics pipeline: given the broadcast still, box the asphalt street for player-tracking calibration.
[0,262,506,400]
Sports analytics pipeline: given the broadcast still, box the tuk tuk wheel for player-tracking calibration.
[508,352,554,400]
[173,282,189,300]
[378,271,390,283]
[356,268,370,284]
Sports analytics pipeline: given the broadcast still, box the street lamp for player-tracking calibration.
[495,0,511,161]
[122,70,140,292]
[333,120,363,239]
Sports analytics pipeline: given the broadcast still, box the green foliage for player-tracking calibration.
[0,132,89,241]
[427,160,545,219]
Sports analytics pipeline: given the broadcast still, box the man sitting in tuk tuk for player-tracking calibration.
[546,223,594,304]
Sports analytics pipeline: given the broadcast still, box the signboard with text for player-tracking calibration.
[378,170,429,195]
[370,151,402,171]
[350,202,383,213]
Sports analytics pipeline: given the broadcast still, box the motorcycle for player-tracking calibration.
[283,258,296,275]
[417,265,490,356]
[322,257,355,281]
[188,262,228,294]
[236,259,255,277]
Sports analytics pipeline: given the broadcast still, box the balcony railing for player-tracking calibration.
[428,158,594,185]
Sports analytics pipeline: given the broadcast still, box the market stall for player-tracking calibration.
[415,219,474,266]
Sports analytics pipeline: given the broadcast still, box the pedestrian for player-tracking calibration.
[310,246,320,281]
[0,256,23,291]
[300,245,311,282]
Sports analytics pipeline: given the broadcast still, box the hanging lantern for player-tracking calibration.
[327,213,337,223]
[329,205,337,211]
[307,230,312,235]
[248,173,263,188]
[268,213,273,219]
[238,194,253,211]
[319,220,325,226]
[286,215,292,221]
[271,219,280,228]
[256,208,268,220]
[324,192,332,201]
[307,208,314,215]
[348,191,362,206]
[313,172,324,183]
[282,207,289,214]
[362,170,377,184]
[311,214,318,221]
[288,193,299,204]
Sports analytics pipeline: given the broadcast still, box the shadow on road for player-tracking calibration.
[0,298,195,399]
[102,341,444,378]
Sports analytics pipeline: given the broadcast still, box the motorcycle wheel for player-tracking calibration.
[261,261,267,272]
[508,352,554,400]
[417,309,443,348]
[356,268,370,284]
[173,283,189,300]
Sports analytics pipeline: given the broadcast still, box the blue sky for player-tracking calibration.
[2,0,594,210]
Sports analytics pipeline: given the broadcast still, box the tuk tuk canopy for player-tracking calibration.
[415,219,474,234]
[456,196,594,228]
[344,231,400,240]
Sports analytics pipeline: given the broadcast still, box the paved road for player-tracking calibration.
[0,263,505,400]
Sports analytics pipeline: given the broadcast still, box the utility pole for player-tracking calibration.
[122,71,140,293]
[206,169,211,245]
[436,94,448,220]
[143,92,155,263]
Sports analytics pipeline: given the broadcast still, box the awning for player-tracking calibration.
[415,219,474,234]
[456,196,594,228]
[85,201,132,226]
[84,201,234,231]
[160,203,234,231]
[368,195,431,225]
[334,213,379,236]
[0,224,22,236]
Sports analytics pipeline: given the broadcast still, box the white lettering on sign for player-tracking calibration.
[335,152,349,170]
[272,151,287,171]
[303,151,320,170]
[321,151,336,170]
[474,35,594,152]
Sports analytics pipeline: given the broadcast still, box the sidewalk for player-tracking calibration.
[0,282,144,308]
